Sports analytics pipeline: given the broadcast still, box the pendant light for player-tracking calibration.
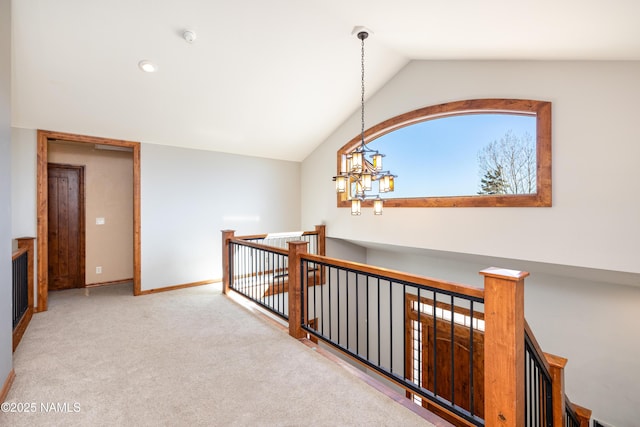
[333,28,396,215]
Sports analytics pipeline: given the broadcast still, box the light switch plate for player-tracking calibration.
[96,217,105,225]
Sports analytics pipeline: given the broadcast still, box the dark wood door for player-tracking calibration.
[424,317,484,418]
[48,164,85,290]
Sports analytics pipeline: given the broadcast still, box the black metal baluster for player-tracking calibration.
[328,266,332,341]
[417,289,422,392]
[356,273,360,355]
[272,251,277,314]
[321,263,325,338]
[469,300,475,418]
[279,252,284,316]
[389,280,393,374]
[450,295,455,408]
[402,283,406,381]
[432,290,437,397]
[346,271,350,350]
[366,275,370,360]
[252,247,257,302]
[377,277,381,366]
[337,268,341,345]
[313,262,317,333]
[242,245,246,295]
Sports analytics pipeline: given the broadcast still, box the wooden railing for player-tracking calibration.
[221,225,325,319]
[221,229,590,427]
[11,237,35,352]
[523,322,592,427]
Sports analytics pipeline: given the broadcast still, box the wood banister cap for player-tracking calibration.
[573,404,592,419]
[480,266,530,280]
[288,240,309,247]
[544,352,568,369]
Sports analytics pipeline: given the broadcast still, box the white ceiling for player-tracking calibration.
[12,0,640,161]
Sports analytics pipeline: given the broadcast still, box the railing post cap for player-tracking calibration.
[288,240,309,248]
[480,266,529,280]
[544,352,568,369]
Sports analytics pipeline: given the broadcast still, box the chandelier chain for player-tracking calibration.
[361,35,365,145]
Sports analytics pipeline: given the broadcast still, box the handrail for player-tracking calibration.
[235,229,320,241]
[12,246,28,260]
[301,253,485,300]
[228,237,289,255]
[524,328,553,426]
[235,225,325,258]
[525,319,591,427]
[524,320,552,374]
[565,396,580,427]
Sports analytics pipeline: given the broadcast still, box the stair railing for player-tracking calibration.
[221,225,325,320]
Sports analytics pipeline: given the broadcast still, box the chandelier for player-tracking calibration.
[333,29,396,215]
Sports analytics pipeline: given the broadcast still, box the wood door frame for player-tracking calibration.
[47,163,86,290]
[37,130,142,311]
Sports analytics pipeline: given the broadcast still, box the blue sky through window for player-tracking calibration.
[366,114,536,198]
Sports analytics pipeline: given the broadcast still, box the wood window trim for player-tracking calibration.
[336,98,552,208]
[37,130,142,312]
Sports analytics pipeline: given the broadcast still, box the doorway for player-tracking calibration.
[37,130,141,312]
[47,163,85,290]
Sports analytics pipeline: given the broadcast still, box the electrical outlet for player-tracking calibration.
[96,266,102,274]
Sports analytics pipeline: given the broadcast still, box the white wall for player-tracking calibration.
[0,0,13,390]
[326,237,366,263]
[365,247,640,426]
[10,128,37,239]
[301,61,640,275]
[140,143,300,290]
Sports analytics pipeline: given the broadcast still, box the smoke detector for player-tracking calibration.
[183,30,196,43]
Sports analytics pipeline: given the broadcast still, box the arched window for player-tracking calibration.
[336,99,551,208]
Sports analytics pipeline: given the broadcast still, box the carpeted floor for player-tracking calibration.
[1,282,440,426]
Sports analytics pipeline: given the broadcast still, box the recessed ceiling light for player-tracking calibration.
[138,60,157,73]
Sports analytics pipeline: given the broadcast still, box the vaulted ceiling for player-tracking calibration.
[12,0,640,161]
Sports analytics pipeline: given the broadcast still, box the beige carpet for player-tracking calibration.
[1,282,441,426]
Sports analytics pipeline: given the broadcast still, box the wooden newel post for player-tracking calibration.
[314,224,326,256]
[545,352,568,426]
[288,241,308,339]
[221,230,235,295]
[314,224,326,286]
[481,267,529,427]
